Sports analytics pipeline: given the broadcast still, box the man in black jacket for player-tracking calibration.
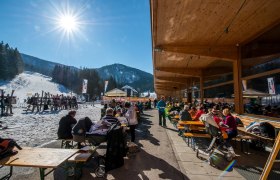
[57,111,77,139]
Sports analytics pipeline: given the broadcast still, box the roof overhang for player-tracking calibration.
[150,0,280,95]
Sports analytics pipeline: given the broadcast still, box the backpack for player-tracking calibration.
[259,122,275,138]
[0,138,22,160]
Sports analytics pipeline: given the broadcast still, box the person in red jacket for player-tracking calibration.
[193,106,204,121]
[220,108,237,147]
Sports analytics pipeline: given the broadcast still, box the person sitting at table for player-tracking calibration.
[170,103,182,112]
[193,106,205,121]
[87,108,119,136]
[188,106,197,119]
[179,105,192,121]
[57,110,77,139]
[220,108,237,147]
[72,117,93,148]
[210,106,224,129]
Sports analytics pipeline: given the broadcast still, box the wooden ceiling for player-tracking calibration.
[150,0,280,95]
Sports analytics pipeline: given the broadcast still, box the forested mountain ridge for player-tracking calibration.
[96,63,154,92]
[21,54,154,92]
[0,42,24,80]
[21,53,78,76]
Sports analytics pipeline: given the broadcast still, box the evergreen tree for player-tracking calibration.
[0,41,25,80]
[106,76,117,91]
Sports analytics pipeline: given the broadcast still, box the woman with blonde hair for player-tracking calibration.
[221,108,237,147]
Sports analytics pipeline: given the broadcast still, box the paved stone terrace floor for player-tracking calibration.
[3,109,280,180]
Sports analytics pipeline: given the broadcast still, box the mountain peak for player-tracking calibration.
[21,53,154,92]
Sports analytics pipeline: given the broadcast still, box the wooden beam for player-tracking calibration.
[155,84,185,89]
[156,76,190,84]
[155,84,187,89]
[156,79,186,85]
[156,87,179,91]
[156,67,202,77]
[233,47,244,114]
[156,44,238,61]
[241,19,280,46]
[242,53,280,68]
[242,69,280,81]
[151,0,158,75]
[203,81,234,90]
[203,67,233,77]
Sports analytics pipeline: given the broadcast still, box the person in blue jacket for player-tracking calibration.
[157,96,166,127]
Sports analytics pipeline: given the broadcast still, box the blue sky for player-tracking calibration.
[0,0,153,74]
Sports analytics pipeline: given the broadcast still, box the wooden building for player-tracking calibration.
[150,0,280,114]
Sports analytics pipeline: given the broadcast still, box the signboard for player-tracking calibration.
[82,79,88,93]
[267,77,276,95]
[104,81,109,92]
[242,80,247,91]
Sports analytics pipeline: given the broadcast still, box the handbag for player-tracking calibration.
[0,138,22,160]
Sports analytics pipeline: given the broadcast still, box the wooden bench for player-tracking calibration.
[232,134,256,154]
[170,115,179,126]
[68,152,93,162]
[183,132,211,149]
[68,145,100,176]
[58,139,77,149]
[178,120,204,126]
[177,124,185,130]
[188,126,206,132]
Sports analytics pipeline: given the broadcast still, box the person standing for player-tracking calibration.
[101,104,108,119]
[153,99,158,109]
[125,102,138,142]
[157,97,166,127]
[5,94,13,115]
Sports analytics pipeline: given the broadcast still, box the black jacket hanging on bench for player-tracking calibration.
[105,125,127,172]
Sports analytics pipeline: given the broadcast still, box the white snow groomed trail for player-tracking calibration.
[0,104,101,147]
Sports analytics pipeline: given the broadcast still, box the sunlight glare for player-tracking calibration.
[58,14,77,32]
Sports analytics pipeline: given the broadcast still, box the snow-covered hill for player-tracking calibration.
[0,71,72,102]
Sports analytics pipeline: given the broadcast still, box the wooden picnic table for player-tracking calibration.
[237,126,275,143]
[0,147,78,180]
[178,120,204,126]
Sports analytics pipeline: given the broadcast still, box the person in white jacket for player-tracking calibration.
[125,102,138,142]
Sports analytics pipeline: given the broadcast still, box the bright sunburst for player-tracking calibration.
[55,12,81,39]
[46,0,88,43]
[58,14,78,33]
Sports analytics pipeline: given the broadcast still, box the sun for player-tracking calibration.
[58,14,78,32]
[46,1,89,43]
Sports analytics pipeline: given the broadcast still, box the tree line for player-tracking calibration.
[52,65,120,99]
[0,42,24,80]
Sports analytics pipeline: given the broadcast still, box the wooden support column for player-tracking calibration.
[233,47,244,114]
[200,76,204,103]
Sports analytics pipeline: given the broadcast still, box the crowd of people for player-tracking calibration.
[156,96,238,153]
[0,93,15,116]
[24,93,78,113]
[57,99,140,146]
[56,100,138,172]
[244,100,280,118]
